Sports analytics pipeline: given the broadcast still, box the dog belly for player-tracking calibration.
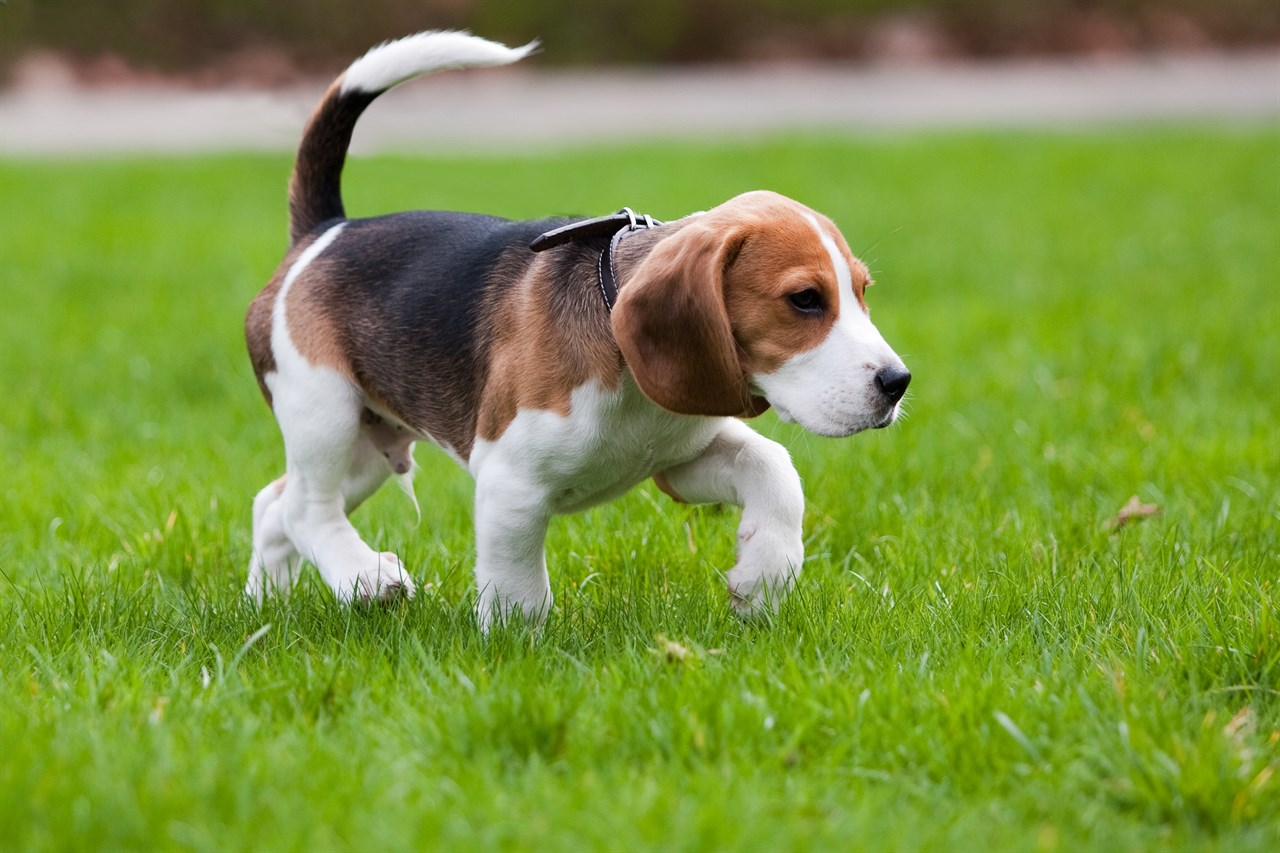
[548,456,665,514]
[544,434,713,514]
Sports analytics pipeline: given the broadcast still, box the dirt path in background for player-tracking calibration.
[2,53,1276,156]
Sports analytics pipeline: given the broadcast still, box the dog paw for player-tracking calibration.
[727,574,788,619]
[726,530,801,618]
[474,589,551,634]
[244,576,266,605]
[245,556,298,604]
[354,552,416,604]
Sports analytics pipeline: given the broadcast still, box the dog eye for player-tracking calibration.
[787,288,823,313]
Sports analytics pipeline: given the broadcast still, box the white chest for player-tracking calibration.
[469,378,721,514]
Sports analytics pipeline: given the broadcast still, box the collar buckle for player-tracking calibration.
[529,207,662,253]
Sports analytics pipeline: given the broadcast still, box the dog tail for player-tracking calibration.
[288,31,537,244]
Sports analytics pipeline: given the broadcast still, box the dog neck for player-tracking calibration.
[530,208,666,311]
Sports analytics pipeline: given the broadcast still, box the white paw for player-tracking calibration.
[474,588,552,634]
[244,576,266,604]
[352,552,416,604]
[727,572,792,618]
[245,555,298,603]
[726,528,801,618]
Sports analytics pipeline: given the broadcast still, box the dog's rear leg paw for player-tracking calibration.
[353,552,416,604]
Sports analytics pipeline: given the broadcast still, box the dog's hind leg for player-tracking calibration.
[246,428,407,602]
[246,475,302,601]
[272,369,415,604]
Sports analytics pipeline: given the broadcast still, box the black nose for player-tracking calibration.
[874,365,911,403]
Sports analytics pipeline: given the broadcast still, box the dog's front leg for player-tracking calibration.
[657,419,805,616]
[472,467,552,631]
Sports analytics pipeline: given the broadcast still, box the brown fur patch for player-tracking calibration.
[244,275,281,406]
[720,196,841,377]
[283,257,352,374]
[476,246,626,443]
[245,237,318,407]
[244,234,354,410]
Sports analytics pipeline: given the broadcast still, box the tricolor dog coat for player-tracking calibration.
[244,31,911,629]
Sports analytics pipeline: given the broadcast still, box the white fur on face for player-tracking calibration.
[752,216,907,437]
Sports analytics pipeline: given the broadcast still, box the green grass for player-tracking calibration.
[1,127,1277,851]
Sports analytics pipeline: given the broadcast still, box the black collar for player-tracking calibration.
[530,208,662,310]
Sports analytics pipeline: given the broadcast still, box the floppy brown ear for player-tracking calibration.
[612,222,768,417]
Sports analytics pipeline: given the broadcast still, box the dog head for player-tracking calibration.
[612,191,909,436]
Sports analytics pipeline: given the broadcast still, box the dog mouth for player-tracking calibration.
[754,377,903,438]
[770,400,899,438]
[772,404,869,438]
[872,405,900,430]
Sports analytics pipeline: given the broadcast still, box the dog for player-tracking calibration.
[244,31,910,628]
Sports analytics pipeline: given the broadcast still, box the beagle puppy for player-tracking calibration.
[244,31,910,628]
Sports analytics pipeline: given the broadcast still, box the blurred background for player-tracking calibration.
[2,0,1278,86]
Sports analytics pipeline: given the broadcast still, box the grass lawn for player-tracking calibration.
[1,127,1277,851]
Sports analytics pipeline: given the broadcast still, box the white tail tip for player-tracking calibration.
[340,30,537,95]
